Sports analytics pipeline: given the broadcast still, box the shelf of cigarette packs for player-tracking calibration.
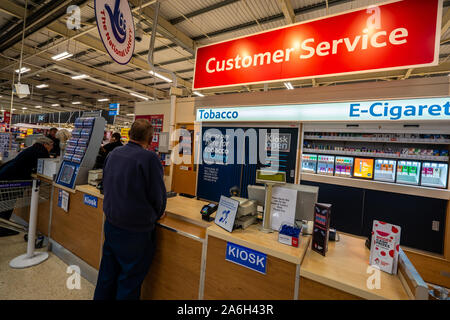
[62,118,94,164]
[303,132,450,145]
[302,139,450,162]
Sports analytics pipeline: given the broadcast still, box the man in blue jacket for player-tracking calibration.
[94,119,167,300]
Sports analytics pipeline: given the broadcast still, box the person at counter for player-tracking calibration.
[46,127,60,157]
[94,119,167,300]
[0,136,53,237]
[93,132,123,169]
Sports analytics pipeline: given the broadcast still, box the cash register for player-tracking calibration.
[230,197,258,229]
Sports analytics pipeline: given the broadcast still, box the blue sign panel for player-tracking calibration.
[83,194,98,208]
[225,242,267,274]
[109,103,120,116]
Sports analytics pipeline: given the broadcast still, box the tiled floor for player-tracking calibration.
[0,233,94,300]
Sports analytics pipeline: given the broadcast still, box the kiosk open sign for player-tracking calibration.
[266,133,291,152]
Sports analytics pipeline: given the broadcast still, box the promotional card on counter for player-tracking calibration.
[312,203,332,256]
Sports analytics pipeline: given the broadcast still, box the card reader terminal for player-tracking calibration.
[201,203,218,221]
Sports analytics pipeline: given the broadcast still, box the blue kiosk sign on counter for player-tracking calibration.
[225,242,267,275]
[196,97,450,122]
[83,194,98,208]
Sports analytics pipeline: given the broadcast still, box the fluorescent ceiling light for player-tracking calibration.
[130,92,149,101]
[72,101,81,105]
[126,113,135,116]
[52,51,73,61]
[98,98,109,102]
[149,70,172,83]
[22,107,27,110]
[11,108,16,111]
[71,74,89,80]
[15,67,30,74]
[51,103,59,107]
[193,91,205,97]
[35,105,42,108]
[284,82,294,90]
[36,84,48,89]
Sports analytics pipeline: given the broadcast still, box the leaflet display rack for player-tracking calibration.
[55,116,106,189]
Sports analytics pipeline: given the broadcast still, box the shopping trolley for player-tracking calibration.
[0,179,52,268]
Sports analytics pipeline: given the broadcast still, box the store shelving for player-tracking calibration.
[303,135,450,145]
[300,172,450,200]
[302,148,449,162]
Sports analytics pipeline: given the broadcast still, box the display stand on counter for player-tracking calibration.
[55,116,106,189]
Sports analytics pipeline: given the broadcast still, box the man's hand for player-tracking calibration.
[159,212,166,220]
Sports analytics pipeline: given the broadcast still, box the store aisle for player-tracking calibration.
[0,233,94,300]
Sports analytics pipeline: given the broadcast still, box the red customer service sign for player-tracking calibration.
[193,0,442,90]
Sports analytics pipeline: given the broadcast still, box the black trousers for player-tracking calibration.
[94,220,156,300]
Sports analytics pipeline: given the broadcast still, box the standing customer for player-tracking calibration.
[46,127,60,157]
[94,119,167,300]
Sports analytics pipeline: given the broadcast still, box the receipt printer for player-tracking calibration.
[201,203,218,221]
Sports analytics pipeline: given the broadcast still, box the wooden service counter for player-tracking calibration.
[204,224,311,300]
[21,176,412,300]
[300,233,410,300]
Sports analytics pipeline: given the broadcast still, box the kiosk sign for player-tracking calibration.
[193,0,442,90]
[83,194,98,208]
[95,0,135,65]
[225,242,267,274]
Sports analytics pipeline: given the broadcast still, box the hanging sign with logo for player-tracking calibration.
[193,0,442,90]
[94,0,135,65]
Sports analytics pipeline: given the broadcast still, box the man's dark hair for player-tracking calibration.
[112,132,121,141]
[49,127,57,132]
[129,119,153,143]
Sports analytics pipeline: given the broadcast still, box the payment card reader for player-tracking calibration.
[201,203,218,221]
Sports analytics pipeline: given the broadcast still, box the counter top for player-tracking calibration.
[300,233,410,300]
[164,195,214,228]
[75,184,104,199]
[207,223,311,265]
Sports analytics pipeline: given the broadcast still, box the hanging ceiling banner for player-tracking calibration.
[193,0,443,90]
[95,0,135,65]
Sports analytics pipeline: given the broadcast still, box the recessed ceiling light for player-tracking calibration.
[36,84,48,89]
[52,51,73,61]
[35,105,42,108]
[126,113,135,116]
[130,92,149,101]
[51,103,59,107]
[149,70,172,83]
[71,74,89,80]
[22,107,27,110]
[193,91,205,97]
[98,98,109,102]
[72,101,81,105]
[15,67,30,74]
[284,82,294,90]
